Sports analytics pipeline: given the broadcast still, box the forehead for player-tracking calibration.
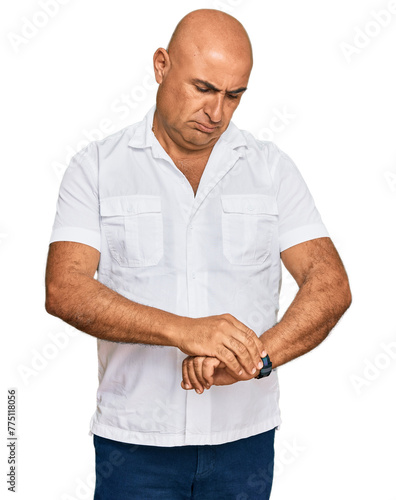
[175,44,252,88]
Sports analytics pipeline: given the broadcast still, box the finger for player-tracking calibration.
[202,357,220,388]
[225,315,266,355]
[222,318,265,374]
[193,357,207,389]
[181,358,193,390]
[186,358,205,394]
[225,336,263,377]
[214,346,245,378]
[224,363,256,380]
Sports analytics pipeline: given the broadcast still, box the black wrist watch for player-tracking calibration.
[256,354,272,379]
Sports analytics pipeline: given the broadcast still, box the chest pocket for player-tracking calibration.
[221,195,278,266]
[100,195,163,267]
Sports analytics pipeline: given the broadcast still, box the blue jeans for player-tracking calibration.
[93,428,275,499]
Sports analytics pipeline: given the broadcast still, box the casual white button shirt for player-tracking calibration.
[50,105,329,446]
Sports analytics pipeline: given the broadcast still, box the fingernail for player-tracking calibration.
[196,388,202,394]
[206,384,210,389]
[261,350,267,357]
[251,367,257,374]
[258,361,263,369]
[185,383,191,389]
[238,369,243,376]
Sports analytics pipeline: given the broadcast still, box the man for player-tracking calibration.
[45,8,351,500]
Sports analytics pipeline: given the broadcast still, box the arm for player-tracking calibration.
[259,236,351,367]
[45,241,265,377]
[181,237,352,392]
[45,241,182,346]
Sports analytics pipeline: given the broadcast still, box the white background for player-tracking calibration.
[1,0,395,498]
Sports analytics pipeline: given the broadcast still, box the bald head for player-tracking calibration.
[167,9,253,67]
[152,9,253,156]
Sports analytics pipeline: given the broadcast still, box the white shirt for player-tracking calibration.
[50,105,329,447]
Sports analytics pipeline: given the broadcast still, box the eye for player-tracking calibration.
[196,86,210,93]
[227,93,239,100]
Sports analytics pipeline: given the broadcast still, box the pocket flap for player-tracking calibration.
[100,196,161,216]
[221,195,278,215]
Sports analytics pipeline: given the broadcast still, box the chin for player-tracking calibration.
[185,135,217,148]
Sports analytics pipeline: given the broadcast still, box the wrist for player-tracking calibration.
[163,313,192,349]
[258,326,278,365]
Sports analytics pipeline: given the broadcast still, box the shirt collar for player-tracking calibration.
[128,105,248,151]
[127,105,156,149]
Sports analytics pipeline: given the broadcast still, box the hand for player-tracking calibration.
[177,314,265,379]
[181,355,261,394]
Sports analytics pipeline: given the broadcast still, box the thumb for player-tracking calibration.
[202,357,221,385]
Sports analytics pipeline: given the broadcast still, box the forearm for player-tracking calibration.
[46,272,184,346]
[181,238,352,392]
[45,242,265,376]
[259,269,351,369]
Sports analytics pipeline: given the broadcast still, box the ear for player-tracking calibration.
[153,48,170,85]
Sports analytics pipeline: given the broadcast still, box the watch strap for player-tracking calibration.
[256,354,272,379]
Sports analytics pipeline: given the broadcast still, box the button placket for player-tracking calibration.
[186,220,197,305]
[183,142,244,443]
[184,215,213,443]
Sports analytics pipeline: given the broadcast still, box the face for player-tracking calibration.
[154,44,252,154]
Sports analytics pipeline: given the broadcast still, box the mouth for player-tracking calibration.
[195,122,218,133]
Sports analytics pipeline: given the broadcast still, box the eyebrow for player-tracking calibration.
[191,79,247,94]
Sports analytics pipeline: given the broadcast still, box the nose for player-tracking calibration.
[203,93,225,124]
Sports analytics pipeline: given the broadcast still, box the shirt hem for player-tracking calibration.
[89,415,282,447]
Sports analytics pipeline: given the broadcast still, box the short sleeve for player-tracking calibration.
[269,144,329,252]
[50,142,101,251]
